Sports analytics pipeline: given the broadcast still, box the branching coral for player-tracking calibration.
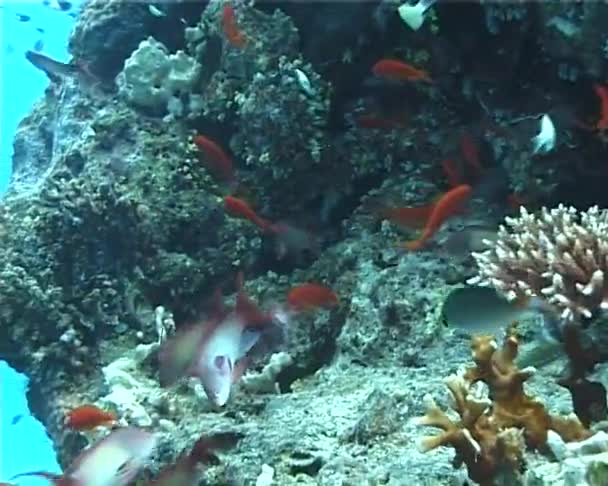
[469,205,608,323]
[416,329,591,485]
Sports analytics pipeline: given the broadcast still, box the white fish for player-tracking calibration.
[158,273,288,406]
[398,0,437,31]
[532,114,556,154]
[148,5,166,17]
[12,427,156,486]
[295,68,314,96]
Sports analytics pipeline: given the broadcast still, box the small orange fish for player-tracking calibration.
[65,404,116,431]
[224,196,270,230]
[194,134,235,183]
[375,205,435,231]
[222,4,247,48]
[372,59,431,83]
[403,184,473,251]
[287,283,339,312]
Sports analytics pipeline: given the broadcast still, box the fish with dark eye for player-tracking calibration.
[287,284,339,312]
[438,225,498,257]
[193,135,235,183]
[402,184,473,250]
[11,427,156,486]
[158,273,288,406]
[25,50,80,81]
[442,285,560,337]
[65,404,116,431]
[372,59,431,83]
[15,13,31,22]
[224,196,270,230]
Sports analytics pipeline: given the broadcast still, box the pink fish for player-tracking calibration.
[159,273,286,406]
[11,427,156,486]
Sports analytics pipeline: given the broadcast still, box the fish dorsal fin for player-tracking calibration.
[234,272,270,328]
[210,287,228,320]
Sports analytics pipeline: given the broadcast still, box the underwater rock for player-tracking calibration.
[117,37,202,117]
[68,0,156,80]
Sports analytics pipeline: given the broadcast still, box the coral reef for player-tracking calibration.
[117,37,202,116]
[417,329,591,485]
[470,205,608,323]
[5,0,608,483]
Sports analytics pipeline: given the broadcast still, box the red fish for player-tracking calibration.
[193,135,235,183]
[224,196,270,230]
[403,184,473,250]
[374,204,435,231]
[287,284,339,312]
[11,427,156,486]
[372,59,431,82]
[149,432,241,486]
[593,84,608,131]
[222,4,247,48]
[65,404,116,431]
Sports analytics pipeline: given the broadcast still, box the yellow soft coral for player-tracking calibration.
[416,328,591,485]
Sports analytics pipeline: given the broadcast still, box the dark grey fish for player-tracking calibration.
[15,13,31,22]
[25,50,79,81]
[11,414,24,425]
[34,39,44,52]
[57,0,72,10]
[440,225,498,256]
[442,286,533,334]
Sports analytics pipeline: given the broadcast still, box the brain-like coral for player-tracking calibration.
[470,205,608,322]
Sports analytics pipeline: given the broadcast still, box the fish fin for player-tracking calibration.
[235,272,270,328]
[158,324,206,386]
[10,472,63,485]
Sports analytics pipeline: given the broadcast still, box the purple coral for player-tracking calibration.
[469,205,608,323]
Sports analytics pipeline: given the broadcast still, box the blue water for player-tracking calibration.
[0,0,78,192]
[1,0,81,477]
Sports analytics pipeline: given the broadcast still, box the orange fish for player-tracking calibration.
[224,196,270,230]
[372,59,431,82]
[222,4,247,48]
[403,184,473,250]
[374,204,435,231]
[287,283,339,312]
[65,404,116,431]
[193,134,235,183]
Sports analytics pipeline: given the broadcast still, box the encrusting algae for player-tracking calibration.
[416,325,591,485]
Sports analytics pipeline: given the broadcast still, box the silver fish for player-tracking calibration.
[442,286,536,335]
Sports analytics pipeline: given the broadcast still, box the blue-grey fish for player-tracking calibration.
[442,286,547,334]
[25,50,79,80]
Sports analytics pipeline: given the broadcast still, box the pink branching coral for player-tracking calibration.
[469,205,608,323]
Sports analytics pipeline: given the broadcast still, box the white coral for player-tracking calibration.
[470,205,608,322]
[117,37,201,115]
